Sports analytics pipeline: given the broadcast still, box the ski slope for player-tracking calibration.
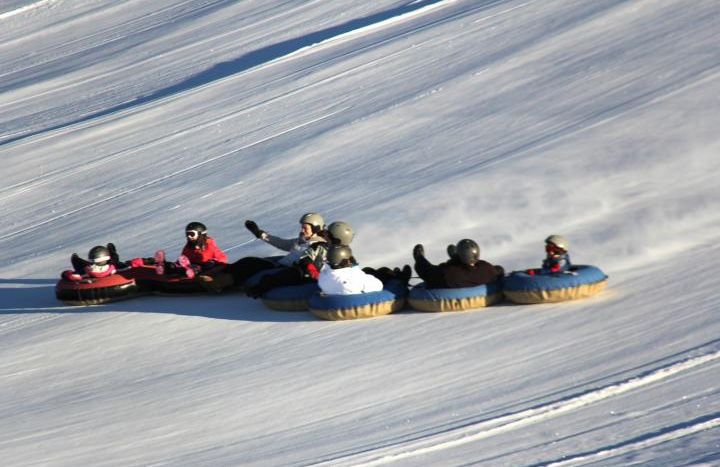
[1,0,719,465]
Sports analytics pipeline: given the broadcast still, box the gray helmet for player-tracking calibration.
[88,245,111,265]
[455,239,480,266]
[299,212,324,233]
[327,221,354,245]
[326,245,353,268]
[545,234,568,251]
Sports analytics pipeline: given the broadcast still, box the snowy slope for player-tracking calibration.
[1,0,719,465]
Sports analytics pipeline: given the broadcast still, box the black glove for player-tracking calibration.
[446,244,457,259]
[413,244,425,261]
[245,220,265,239]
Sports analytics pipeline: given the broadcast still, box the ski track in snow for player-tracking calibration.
[0,108,347,243]
[0,0,534,244]
[540,415,720,467]
[0,0,56,20]
[309,351,720,466]
[0,313,64,337]
[0,0,464,146]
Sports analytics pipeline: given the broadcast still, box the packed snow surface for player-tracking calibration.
[1,0,719,465]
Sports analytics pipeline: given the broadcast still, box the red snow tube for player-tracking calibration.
[55,266,206,306]
[55,270,145,306]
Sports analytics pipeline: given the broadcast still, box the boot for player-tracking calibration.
[400,264,412,285]
[107,243,120,265]
[154,250,166,275]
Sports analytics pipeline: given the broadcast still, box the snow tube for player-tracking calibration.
[55,265,209,305]
[503,265,608,304]
[55,270,146,306]
[308,280,409,321]
[408,281,503,312]
[261,283,320,311]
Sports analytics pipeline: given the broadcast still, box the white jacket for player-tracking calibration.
[318,265,383,295]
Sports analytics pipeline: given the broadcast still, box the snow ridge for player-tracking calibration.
[0,0,55,20]
[542,414,720,466]
[312,351,720,466]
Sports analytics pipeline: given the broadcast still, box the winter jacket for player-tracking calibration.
[541,253,572,273]
[85,263,117,278]
[181,237,227,266]
[261,232,326,268]
[318,264,384,295]
[415,256,504,289]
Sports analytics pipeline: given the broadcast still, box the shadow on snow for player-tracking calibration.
[0,281,316,323]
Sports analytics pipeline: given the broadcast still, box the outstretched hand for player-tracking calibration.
[245,220,265,239]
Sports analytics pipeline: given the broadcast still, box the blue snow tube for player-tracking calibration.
[408,281,503,312]
[308,280,409,321]
[261,282,320,311]
[503,265,608,304]
[246,267,320,311]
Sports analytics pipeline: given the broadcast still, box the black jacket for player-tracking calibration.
[415,257,504,289]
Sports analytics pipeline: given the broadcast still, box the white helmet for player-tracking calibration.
[545,234,569,251]
[299,212,324,233]
[327,221,354,245]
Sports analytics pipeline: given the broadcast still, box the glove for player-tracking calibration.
[413,244,425,261]
[245,220,266,239]
[130,258,145,268]
[306,263,320,280]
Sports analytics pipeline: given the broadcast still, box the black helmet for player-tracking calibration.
[327,221,354,245]
[326,245,353,269]
[455,239,480,266]
[299,213,324,233]
[185,221,207,241]
[185,221,207,233]
[88,245,111,265]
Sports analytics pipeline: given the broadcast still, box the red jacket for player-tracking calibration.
[182,237,227,266]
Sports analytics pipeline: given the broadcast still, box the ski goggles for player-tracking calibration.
[186,230,203,239]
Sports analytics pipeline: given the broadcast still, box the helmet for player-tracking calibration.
[326,245,353,268]
[545,234,568,251]
[88,245,111,265]
[455,239,480,266]
[185,221,207,241]
[299,212,324,233]
[185,221,207,234]
[327,221,354,245]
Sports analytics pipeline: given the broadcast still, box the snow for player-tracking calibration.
[1,0,719,465]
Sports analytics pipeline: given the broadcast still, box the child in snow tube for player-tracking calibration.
[244,219,358,310]
[244,213,328,299]
[505,235,608,303]
[310,244,411,320]
[198,213,327,293]
[413,239,504,289]
[526,234,572,276]
[57,244,143,305]
[130,221,227,279]
[62,243,125,281]
[408,239,504,312]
